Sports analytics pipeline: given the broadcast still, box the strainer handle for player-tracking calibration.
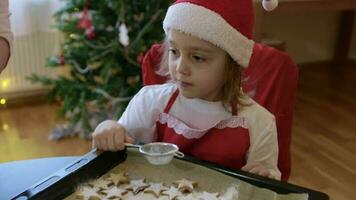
[174,151,185,158]
[125,143,141,148]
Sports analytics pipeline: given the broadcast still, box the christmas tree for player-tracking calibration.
[29,0,170,139]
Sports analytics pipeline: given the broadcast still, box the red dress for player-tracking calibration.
[156,89,250,170]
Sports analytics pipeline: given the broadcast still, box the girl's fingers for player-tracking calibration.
[258,170,270,177]
[267,174,276,179]
[99,137,108,150]
[107,133,116,151]
[242,163,273,179]
[248,166,263,174]
[124,134,135,144]
[91,122,130,151]
[94,138,101,150]
[114,132,125,150]
[266,174,273,179]
[241,165,249,171]
[92,139,97,149]
[241,163,259,171]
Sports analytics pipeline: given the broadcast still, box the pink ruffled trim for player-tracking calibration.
[157,113,248,139]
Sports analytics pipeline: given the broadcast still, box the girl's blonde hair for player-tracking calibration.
[156,40,246,112]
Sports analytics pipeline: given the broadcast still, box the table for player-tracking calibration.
[0,157,78,200]
[254,0,356,63]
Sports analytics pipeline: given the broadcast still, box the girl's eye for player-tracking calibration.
[192,55,206,62]
[169,48,178,56]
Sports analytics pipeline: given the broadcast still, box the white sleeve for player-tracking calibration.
[0,0,13,52]
[118,85,172,144]
[246,118,281,180]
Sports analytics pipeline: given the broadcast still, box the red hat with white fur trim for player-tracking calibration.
[163,0,278,68]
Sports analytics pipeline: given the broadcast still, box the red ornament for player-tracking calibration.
[77,6,96,39]
[59,55,65,65]
[85,26,96,40]
[77,7,91,29]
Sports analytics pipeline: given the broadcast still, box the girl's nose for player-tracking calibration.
[176,57,190,75]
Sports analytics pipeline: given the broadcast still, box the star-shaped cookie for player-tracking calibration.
[124,179,150,194]
[196,191,220,200]
[143,182,169,197]
[106,171,129,186]
[220,185,239,200]
[176,193,195,200]
[172,179,197,193]
[87,179,112,190]
[100,186,127,198]
[162,186,182,200]
[76,186,101,200]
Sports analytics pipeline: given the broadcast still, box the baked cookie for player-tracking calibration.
[172,179,197,193]
[143,182,169,197]
[100,186,127,198]
[106,171,129,186]
[220,185,239,200]
[124,179,150,194]
[196,191,220,200]
[176,193,195,200]
[76,186,101,200]
[162,186,182,200]
[87,179,112,190]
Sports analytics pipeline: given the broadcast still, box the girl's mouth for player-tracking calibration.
[178,81,193,88]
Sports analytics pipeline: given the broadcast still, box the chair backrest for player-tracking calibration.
[140,43,299,181]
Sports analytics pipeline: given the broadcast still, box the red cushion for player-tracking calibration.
[141,43,298,181]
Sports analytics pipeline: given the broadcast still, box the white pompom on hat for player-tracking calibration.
[163,0,278,68]
[262,0,279,11]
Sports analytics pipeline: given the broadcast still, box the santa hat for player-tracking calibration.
[163,0,278,68]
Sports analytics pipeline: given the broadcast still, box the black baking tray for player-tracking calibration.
[11,149,127,200]
[11,148,329,200]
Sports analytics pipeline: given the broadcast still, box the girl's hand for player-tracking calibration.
[92,120,134,151]
[241,162,275,179]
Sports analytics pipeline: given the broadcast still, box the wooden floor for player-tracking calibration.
[1,64,355,200]
[289,63,356,200]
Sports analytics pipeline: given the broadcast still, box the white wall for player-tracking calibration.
[9,0,64,37]
[0,0,64,98]
[259,11,356,64]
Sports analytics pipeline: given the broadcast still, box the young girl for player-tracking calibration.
[92,0,281,180]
